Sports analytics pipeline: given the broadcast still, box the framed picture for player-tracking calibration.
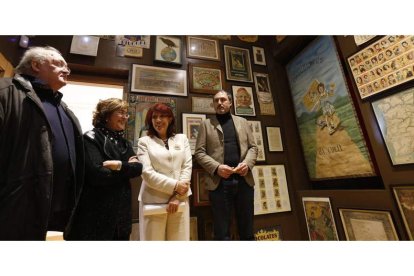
[347,35,414,99]
[232,86,256,116]
[130,64,187,97]
[392,186,414,240]
[302,197,339,240]
[254,226,282,241]
[115,35,150,57]
[266,127,284,152]
[70,35,100,56]
[182,113,206,155]
[252,46,266,66]
[187,36,220,61]
[247,121,265,161]
[253,165,291,215]
[192,169,210,206]
[126,94,176,151]
[154,35,182,65]
[253,72,276,115]
[286,36,375,181]
[339,208,399,240]
[371,87,414,165]
[224,45,253,82]
[189,63,225,94]
[192,96,215,114]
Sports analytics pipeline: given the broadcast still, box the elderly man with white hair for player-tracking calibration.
[0,46,84,240]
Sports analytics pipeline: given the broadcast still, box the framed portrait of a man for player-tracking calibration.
[232,85,256,116]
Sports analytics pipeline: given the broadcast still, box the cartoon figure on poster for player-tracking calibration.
[311,82,340,135]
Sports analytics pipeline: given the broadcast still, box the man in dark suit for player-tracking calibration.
[195,90,257,240]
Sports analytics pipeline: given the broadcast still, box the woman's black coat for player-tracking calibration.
[64,128,142,240]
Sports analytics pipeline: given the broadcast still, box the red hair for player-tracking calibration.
[145,103,176,138]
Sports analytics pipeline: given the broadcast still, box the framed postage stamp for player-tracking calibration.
[154,35,182,65]
[247,121,265,161]
[252,46,266,66]
[182,113,206,155]
[253,165,291,215]
[192,169,210,206]
[130,64,187,97]
[232,85,256,117]
[392,185,414,240]
[339,208,398,240]
[189,63,225,94]
[191,96,215,114]
[187,36,220,61]
[224,45,253,82]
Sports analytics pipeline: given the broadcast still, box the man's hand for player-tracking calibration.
[217,164,234,179]
[233,162,249,176]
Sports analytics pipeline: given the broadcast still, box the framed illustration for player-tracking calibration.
[189,63,225,94]
[266,127,284,152]
[392,186,414,240]
[182,113,206,155]
[130,64,187,97]
[187,36,220,61]
[192,96,215,114]
[115,35,150,57]
[254,226,282,241]
[253,165,291,215]
[253,72,276,115]
[192,169,210,206]
[126,94,176,151]
[247,121,265,161]
[224,45,253,82]
[302,197,338,241]
[371,87,414,165]
[347,35,414,99]
[339,208,399,240]
[286,36,375,181]
[232,86,256,116]
[154,35,182,65]
[252,46,266,65]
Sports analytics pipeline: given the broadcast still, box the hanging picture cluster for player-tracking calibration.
[348,35,414,99]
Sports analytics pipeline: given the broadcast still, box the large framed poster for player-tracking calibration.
[348,35,414,99]
[371,87,414,165]
[126,94,177,151]
[286,36,375,180]
[252,165,291,215]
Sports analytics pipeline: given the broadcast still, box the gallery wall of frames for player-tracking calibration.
[1,35,414,240]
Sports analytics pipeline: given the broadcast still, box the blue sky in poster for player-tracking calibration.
[286,36,348,117]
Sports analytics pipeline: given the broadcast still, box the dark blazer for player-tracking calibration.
[0,75,84,240]
[64,128,142,240]
[194,114,258,191]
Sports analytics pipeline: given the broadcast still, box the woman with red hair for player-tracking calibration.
[137,103,192,240]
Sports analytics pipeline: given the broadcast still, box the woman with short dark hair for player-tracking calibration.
[65,98,142,240]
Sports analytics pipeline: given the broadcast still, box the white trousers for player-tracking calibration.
[139,199,190,241]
